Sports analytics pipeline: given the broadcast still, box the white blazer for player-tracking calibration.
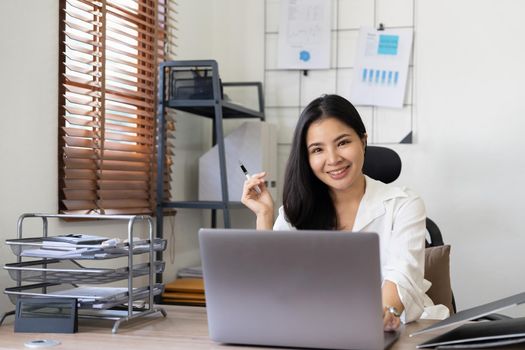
[273,175,449,322]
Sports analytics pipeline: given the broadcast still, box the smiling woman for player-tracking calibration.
[240,94,448,330]
[281,94,368,231]
[305,117,367,230]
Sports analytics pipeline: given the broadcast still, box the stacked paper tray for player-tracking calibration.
[5,237,167,259]
[4,259,165,284]
[4,283,165,310]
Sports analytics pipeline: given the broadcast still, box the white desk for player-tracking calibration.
[0,305,519,350]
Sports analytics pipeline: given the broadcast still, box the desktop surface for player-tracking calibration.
[0,305,520,350]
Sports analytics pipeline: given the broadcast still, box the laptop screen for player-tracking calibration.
[199,229,386,350]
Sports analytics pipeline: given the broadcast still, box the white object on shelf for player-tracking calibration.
[198,121,277,201]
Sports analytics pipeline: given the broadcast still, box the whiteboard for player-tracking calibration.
[265,0,416,144]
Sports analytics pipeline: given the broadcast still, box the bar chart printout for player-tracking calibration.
[350,26,413,108]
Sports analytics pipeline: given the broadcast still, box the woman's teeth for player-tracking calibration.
[328,166,349,175]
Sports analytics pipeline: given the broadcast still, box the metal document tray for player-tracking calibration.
[5,237,166,259]
[5,259,165,284]
[1,214,166,333]
[5,283,165,310]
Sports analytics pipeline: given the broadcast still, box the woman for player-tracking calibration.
[241,94,445,331]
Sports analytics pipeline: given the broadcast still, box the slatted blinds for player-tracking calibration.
[59,0,177,215]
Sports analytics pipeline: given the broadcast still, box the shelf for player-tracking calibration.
[6,237,167,259]
[161,200,245,210]
[166,99,264,120]
[156,60,266,231]
[5,259,165,284]
[4,283,165,310]
[155,60,267,291]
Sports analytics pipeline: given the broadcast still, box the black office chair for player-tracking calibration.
[363,146,515,320]
[362,146,445,247]
[362,146,402,184]
[363,146,456,314]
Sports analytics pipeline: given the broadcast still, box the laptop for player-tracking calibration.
[199,228,400,350]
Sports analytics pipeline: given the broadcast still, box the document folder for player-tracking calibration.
[417,317,525,348]
[411,291,525,336]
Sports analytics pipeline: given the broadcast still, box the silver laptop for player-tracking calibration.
[199,228,399,350]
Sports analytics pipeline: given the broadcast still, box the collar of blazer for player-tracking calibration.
[352,175,408,231]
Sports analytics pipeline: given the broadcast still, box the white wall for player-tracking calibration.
[0,0,60,314]
[407,0,525,313]
[2,0,525,317]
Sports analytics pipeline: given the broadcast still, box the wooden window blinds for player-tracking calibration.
[58,0,177,215]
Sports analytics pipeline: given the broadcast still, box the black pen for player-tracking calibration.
[239,161,262,194]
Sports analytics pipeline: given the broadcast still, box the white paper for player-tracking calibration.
[20,241,157,259]
[277,0,331,69]
[21,247,102,258]
[53,287,128,300]
[350,27,413,108]
[44,234,109,244]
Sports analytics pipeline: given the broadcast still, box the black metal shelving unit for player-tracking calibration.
[155,60,265,274]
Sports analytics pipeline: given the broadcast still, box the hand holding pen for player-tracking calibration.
[239,161,262,194]
[239,161,274,229]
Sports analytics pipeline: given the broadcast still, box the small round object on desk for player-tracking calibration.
[24,339,61,348]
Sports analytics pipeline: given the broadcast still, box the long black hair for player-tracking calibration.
[282,94,367,229]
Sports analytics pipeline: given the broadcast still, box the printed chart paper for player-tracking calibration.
[277,0,331,70]
[350,27,413,108]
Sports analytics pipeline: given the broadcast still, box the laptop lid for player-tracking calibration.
[411,291,525,336]
[199,229,385,350]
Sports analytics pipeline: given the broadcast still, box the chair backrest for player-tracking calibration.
[363,146,402,184]
[426,217,444,247]
[363,146,456,314]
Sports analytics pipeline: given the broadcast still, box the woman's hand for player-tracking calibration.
[383,306,401,332]
[241,171,274,229]
[382,280,403,331]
